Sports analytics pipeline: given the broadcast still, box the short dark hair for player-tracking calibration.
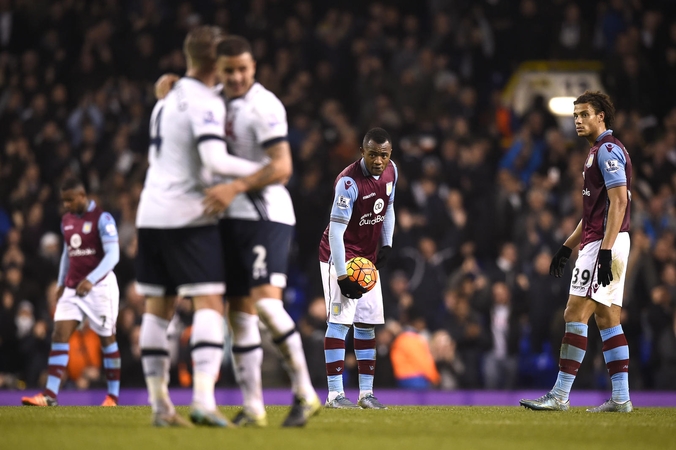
[183,26,223,70]
[60,177,85,192]
[362,127,392,148]
[217,35,253,57]
[573,91,615,129]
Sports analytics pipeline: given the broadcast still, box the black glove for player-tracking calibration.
[338,277,368,299]
[375,245,392,269]
[597,249,613,287]
[549,245,572,277]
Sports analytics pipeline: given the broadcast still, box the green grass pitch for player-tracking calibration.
[1,406,675,450]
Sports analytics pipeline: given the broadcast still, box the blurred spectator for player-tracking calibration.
[390,308,439,389]
[0,0,674,392]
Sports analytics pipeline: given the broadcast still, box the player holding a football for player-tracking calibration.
[521,91,634,413]
[318,127,397,409]
[22,178,121,407]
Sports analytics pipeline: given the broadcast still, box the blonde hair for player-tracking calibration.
[183,26,224,72]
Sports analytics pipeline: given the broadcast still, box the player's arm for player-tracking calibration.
[328,177,358,279]
[377,163,397,269]
[154,74,179,100]
[192,98,263,178]
[598,145,629,250]
[229,101,293,192]
[235,140,293,192]
[76,213,120,296]
[56,241,69,299]
[563,219,583,250]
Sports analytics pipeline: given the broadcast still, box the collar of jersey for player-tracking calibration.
[360,158,381,180]
[595,129,613,142]
[225,82,259,102]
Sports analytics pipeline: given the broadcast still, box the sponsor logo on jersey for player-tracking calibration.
[344,179,352,190]
[606,143,614,152]
[203,111,219,125]
[359,214,385,226]
[592,283,600,293]
[582,188,591,197]
[604,159,620,173]
[336,195,350,209]
[68,248,97,257]
[362,192,376,200]
[386,182,393,196]
[82,222,92,234]
[585,154,594,168]
[373,198,384,214]
[70,233,82,249]
[64,225,74,230]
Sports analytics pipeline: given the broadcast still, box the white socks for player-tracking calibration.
[140,313,173,415]
[256,298,315,400]
[190,308,225,411]
[229,311,265,416]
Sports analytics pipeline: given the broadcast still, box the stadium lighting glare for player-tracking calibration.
[548,96,577,116]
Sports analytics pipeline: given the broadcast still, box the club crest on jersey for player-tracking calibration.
[386,182,393,196]
[82,222,92,234]
[585,154,594,168]
[331,302,342,315]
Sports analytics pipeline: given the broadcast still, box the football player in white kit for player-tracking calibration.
[154,35,319,428]
[135,26,263,428]
[204,35,320,428]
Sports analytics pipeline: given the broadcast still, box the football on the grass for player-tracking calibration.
[346,256,378,291]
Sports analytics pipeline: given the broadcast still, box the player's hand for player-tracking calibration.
[549,245,572,278]
[75,280,93,297]
[597,249,613,287]
[56,285,65,300]
[203,181,245,215]
[155,74,179,100]
[337,277,367,299]
[375,245,392,269]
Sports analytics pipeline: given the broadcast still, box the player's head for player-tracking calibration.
[360,128,393,176]
[573,91,615,139]
[216,35,256,98]
[183,26,223,75]
[60,177,88,215]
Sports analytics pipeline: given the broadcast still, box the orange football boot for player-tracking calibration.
[101,395,118,406]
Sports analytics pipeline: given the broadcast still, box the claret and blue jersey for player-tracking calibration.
[581,129,632,248]
[319,159,398,276]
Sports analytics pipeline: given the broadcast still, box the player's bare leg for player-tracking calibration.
[189,294,230,427]
[587,303,632,412]
[140,296,192,427]
[229,296,267,427]
[22,320,79,406]
[252,284,320,426]
[99,334,121,406]
[521,295,595,411]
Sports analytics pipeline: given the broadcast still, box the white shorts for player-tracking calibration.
[54,272,120,336]
[320,261,384,325]
[569,232,630,307]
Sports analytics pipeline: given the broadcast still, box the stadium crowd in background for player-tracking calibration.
[1,0,676,395]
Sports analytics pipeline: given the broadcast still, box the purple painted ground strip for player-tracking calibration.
[2,389,675,407]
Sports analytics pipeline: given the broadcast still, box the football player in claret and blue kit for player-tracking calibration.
[22,177,121,407]
[521,91,634,413]
[318,127,397,410]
